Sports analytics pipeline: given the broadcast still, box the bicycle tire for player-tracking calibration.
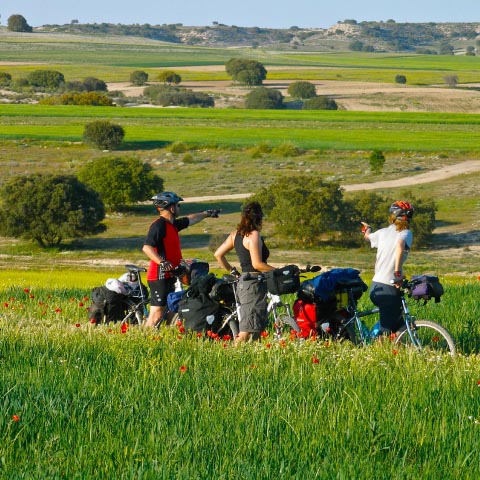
[394,319,455,356]
[277,313,301,333]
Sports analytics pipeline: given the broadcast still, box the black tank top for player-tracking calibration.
[234,232,270,273]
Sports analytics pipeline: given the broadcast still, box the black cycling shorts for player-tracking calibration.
[148,278,176,307]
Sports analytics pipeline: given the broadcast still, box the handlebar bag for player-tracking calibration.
[264,265,300,295]
[410,275,444,303]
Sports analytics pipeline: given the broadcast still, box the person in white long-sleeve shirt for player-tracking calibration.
[361,201,414,335]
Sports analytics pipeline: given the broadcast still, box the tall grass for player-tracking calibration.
[1,272,479,478]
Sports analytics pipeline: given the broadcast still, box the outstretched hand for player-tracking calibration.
[206,209,222,218]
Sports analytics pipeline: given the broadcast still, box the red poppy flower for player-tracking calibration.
[280,340,286,348]
[29,294,35,299]
[312,355,319,364]
[250,364,257,369]
[23,288,29,293]
[75,323,81,328]
[180,365,188,373]
[12,415,20,422]
[477,379,480,387]
[78,302,84,307]
[3,303,8,308]
[266,343,271,349]
[121,323,128,334]
[260,331,268,338]
[389,333,397,341]
[196,333,203,338]
[176,319,183,327]
[55,307,62,313]
[392,349,399,355]
[89,318,97,324]
[222,334,232,341]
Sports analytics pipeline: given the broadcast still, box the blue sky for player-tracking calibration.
[1,0,478,29]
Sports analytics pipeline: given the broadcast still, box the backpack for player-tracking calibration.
[293,299,317,338]
[89,286,128,324]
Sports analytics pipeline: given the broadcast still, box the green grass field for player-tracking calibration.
[1,273,480,478]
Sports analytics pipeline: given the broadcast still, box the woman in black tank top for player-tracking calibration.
[214,202,275,343]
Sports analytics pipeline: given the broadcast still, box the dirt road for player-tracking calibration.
[183,160,480,202]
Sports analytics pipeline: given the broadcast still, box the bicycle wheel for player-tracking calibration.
[394,319,455,356]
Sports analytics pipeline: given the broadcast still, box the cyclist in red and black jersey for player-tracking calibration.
[142,192,219,327]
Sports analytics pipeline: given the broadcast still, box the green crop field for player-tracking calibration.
[2,105,480,152]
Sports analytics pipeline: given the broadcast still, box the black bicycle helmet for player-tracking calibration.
[389,201,414,221]
[151,191,183,210]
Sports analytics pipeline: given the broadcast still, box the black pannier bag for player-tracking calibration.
[178,293,222,333]
[264,265,300,295]
[88,286,128,324]
[410,275,444,303]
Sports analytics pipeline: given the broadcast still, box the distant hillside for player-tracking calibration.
[36,20,480,53]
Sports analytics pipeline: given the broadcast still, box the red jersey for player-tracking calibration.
[144,216,189,281]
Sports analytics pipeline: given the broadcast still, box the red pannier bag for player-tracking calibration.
[293,299,317,338]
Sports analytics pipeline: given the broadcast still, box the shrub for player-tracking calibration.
[395,74,407,84]
[302,96,338,110]
[157,71,181,85]
[27,70,65,89]
[130,70,149,86]
[0,174,105,247]
[287,81,317,99]
[271,142,302,157]
[82,77,107,92]
[7,14,32,32]
[369,150,386,174]
[78,156,163,211]
[0,72,12,87]
[83,121,125,150]
[40,92,113,106]
[245,87,283,109]
[169,141,189,153]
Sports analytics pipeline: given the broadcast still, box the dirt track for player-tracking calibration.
[183,160,480,202]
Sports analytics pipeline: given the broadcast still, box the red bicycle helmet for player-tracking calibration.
[389,201,414,221]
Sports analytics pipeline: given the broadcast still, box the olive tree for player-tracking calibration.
[302,96,338,110]
[130,70,149,86]
[78,156,164,211]
[157,71,181,85]
[82,77,107,92]
[245,87,283,109]
[225,58,267,86]
[27,70,65,89]
[287,81,316,99]
[0,174,105,247]
[7,14,32,32]
[83,121,125,150]
[251,176,347,247]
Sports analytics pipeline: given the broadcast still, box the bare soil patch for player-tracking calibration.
[108,76,480,113]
